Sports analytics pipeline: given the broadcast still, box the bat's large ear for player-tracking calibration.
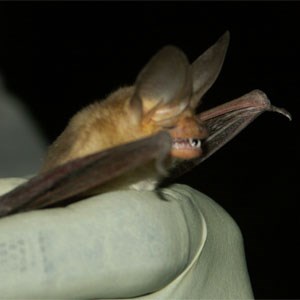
[190,31,230,109]
[130,46,193,125]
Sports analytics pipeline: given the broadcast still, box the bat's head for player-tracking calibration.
[40,32,230,172]
[131,31,230,160]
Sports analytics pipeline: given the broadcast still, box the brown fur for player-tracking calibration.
[41,87,161,172]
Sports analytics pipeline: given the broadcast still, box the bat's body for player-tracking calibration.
[42,87,152,171]
[41,87,160,192]
[0,32,291,217]
[41,85,204,192]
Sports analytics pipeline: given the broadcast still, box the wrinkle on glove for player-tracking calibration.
[0,179,253,299]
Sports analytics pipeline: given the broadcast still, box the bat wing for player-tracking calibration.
[0,131,172,217]
[171,90,291,176]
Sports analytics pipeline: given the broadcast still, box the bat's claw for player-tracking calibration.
[249,90,292,121]
[270,105,292,121]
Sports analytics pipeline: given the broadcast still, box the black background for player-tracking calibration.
[0,2,299,299]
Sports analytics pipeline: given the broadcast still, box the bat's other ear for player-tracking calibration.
[130,46,193,124]
[190,31,230,109]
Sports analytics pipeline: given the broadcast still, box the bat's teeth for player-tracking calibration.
[172,138,202,149]
[189,138,201,148]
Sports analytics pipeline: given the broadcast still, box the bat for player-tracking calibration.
[0,31,291,218]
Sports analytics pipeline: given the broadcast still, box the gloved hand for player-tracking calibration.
[0,179,253,299]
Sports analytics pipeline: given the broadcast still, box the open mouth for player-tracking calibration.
[172,138,202,150]
[171,138,203,159]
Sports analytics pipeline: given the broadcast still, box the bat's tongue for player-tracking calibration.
[171,138,203,159]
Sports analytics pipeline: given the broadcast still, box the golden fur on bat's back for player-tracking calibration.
[41,86,160,172]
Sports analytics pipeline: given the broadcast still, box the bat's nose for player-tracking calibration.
[169,116,208,140]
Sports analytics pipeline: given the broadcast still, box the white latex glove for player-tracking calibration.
[0,179,254,299]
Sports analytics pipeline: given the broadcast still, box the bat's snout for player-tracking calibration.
[168,115,207,160]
